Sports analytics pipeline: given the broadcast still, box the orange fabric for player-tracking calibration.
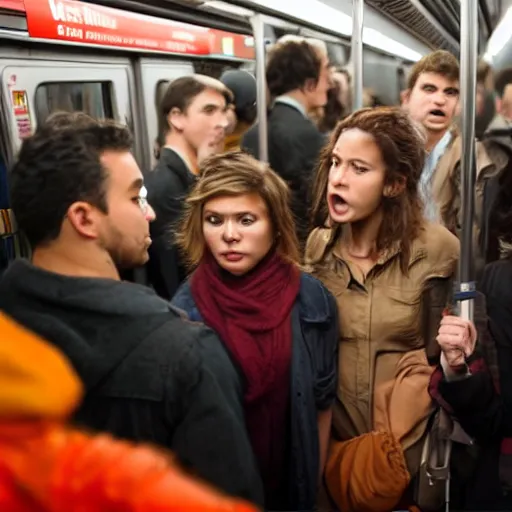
[373,348,435,451]
[0,313,82,419]
[0,422,257,511]
[325,431,410,512]
[0,312,258,512]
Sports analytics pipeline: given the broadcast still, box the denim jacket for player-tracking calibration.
[172,271,339,511]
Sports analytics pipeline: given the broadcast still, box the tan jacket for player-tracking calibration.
[432,126,509,269]
[305,222,459,474]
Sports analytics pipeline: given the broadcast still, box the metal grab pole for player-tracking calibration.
[351,0,364,110]
[457,0,479,321]
[250,13,268,163]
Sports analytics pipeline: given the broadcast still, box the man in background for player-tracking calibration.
[145,75,232,299]
[243,36,330,252]
[220,69,257,152]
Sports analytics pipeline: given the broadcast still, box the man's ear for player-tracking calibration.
[168,107,185,132]
[66,201,102,240]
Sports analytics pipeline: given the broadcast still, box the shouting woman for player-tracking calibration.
[305,107,460,511]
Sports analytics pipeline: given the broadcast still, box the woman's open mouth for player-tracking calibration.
[329,193,349,216]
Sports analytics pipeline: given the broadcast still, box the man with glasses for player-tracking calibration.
[0,112,263,507]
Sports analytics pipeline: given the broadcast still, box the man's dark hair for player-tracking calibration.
[266,40,322,98]
[158,74,232,135]
[10,112,133,249]
[36,110,98,133]
[495,68,512,98]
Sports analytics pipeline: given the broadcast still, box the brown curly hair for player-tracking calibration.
[310,106,426,274]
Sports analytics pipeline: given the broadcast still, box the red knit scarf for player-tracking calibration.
[191,251,301,502]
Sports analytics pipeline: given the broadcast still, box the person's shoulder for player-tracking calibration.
[149,308,226,367]
[171,281,195,311]
[299,271,330,297]
[145,313,206,376]
[414,222,460,276]
[304,227,333,266]
[298,271,337,323]
[146,150,188,190]
[481,259,512,298]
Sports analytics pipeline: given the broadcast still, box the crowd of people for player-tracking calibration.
[2,34,512,512]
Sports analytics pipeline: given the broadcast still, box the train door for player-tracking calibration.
[0,56,136,157]
[136,59,194,171]
[0,52,138,270]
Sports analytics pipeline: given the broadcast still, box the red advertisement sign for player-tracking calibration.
[23,0,212,55]
[208,30,255,60]
[0,0,26,12]
[12,90,29,116]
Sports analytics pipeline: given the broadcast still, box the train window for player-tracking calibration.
[34,82,114,123]
[193,60,240,78]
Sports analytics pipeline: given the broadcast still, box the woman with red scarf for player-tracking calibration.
[171,151,338,512]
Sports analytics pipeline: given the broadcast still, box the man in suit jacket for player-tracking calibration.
[145,75,232,299]
[243,37,330,252]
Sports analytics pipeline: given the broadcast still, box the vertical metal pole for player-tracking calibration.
[351,0,364,110]
[250,13,268,162]
[457,0,479,321]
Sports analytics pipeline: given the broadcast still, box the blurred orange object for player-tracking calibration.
[0,312,258,512]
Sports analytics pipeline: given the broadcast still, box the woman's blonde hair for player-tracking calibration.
[177,151,300,269]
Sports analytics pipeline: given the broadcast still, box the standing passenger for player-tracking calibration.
[0,113,263,505]
[243,37,330,253]
[305,107,459,511]
[478,68,512,264]
[219,69,257,151]
[145,75,232,299]
[430,183,512,509]
[401,51,510,276]
[401,50,460,227]
[172,151,338,512]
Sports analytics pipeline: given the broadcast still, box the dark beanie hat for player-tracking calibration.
[220,69,257,113]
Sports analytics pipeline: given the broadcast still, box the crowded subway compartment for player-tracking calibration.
[2,0,512,511]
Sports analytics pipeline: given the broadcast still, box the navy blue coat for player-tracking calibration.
[172,271,339,511]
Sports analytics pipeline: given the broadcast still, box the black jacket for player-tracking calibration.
[437,262,512,440]
[0,259,263,505]
[242,102,326,251]
[434,260,512,509]
[145,148,196,299]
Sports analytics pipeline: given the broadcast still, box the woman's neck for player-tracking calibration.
[342,208,383,260]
